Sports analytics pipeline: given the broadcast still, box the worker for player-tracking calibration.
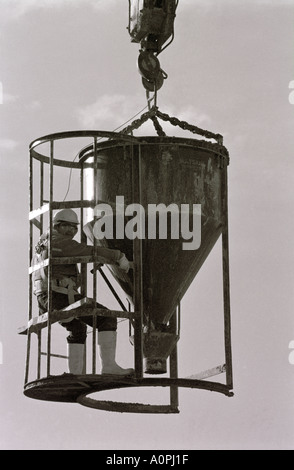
[33,208,134,376]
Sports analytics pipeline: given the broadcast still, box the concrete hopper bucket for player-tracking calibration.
[82,136,229,373]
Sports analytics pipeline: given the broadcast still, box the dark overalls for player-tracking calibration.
[34,230,122,344]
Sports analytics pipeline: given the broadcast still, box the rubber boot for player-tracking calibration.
[67,343,85,375]
[98,331,134,376]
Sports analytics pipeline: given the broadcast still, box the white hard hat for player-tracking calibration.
[53,209,79,225]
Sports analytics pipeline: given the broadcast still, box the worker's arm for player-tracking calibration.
[93,246,130,273]
[55,238,130,272]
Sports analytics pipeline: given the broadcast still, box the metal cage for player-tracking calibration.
[18,128,233,413]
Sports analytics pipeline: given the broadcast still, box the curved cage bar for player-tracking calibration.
[19,129,233,413]
[23,374,232,413]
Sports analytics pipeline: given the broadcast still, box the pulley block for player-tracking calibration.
[142,69,165,91]
[137,50,161,80]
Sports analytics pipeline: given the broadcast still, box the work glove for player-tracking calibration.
[117,254,130,273]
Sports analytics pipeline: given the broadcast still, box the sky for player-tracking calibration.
[0,0,294,451]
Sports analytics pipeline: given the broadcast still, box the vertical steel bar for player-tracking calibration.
[80,164,87,299]
[37,334,41,380]
[222,165,233,389]
[46,140,54,377]
[80,162,87,374]
[40,161,44,232]
[92,138,98,374]
[169,308,179,411]
[37,160,44,379]
[128,300,132,337]
[25,333,32,385]
[25,151,34,385]
[132,143,143,378]
[28,153,33,323]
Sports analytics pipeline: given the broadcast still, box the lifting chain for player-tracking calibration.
[150,115,166,136]
[120,107,158,135]
[156,110,223,145]
[120,106,223,145]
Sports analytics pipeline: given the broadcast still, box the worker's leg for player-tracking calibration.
[37,292,86,374]
[97,330,134,376]
[61,318,87,374]
[82,303,134,376]
[59,294,87,374]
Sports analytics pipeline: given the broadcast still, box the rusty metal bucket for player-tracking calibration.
[81,136,229,373]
